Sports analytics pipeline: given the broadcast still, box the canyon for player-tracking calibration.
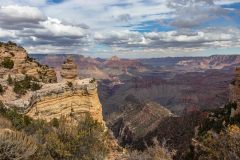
[30,53,240,153]
[31,54,239,116]
[1,41,240,159]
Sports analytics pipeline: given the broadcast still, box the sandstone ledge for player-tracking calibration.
[6,78,104,123]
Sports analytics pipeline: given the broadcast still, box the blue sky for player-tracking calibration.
[47,0,64,4]
[0,0,239,58]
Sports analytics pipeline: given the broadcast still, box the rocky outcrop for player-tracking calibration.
[108,96,173,145]
[0,42,104,124]
[5,77,104,124]
[0,42,124,159]
[25,78,104,123]
[229,67,240,114]
[31,54,148,80]
[109,56,120,61]
[60,56,77,81]
[177,55,240,70]
[104,55,147,72]
[0,41,57,83]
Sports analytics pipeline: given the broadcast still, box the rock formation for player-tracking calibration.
[60,56,78,81]
[177,55,240,70]
[25,78,104,123]
[108,96,173,145]
[109,55,120,61]
[0,41,57,83]
[0,42,124,159]
[229,66,240,114]
[0,42,104,124]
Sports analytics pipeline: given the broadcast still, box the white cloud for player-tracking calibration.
[0,4,91,49]
[0,0,239,57]
[165,0,232,28]
[0,5,45,20]
[0,0,46,6]
[0,29,16,38]
[42,0,172,31]
[215,0,240,5]
[94,30,143,46]
[95,27,240,52]
[40,17,88,37]
[0,5,46,30]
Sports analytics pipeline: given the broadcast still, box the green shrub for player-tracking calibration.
[0,101,6,115]
[0,103,33,130]
[7,74,13,85]
[0,106,110,160]
[44,115,109,160]
[123,138,174,160]
[185,125,240,160]
[1,57,14,69]
[90,78,96,83]
[0,84,4,94]
[9,52,15,57]
[184,103,240,160]
[27,55,34,62]
[67,81,73,88]
[7,41,17,46]
[198,102,238,135]
[51,118,59,128]
[13,76,41,95]
[14,81,27,95]
[4,109,30,130]
[31,82,41,91]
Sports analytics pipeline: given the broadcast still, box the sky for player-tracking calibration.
[0,0,240,58]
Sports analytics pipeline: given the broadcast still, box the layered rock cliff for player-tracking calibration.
[0,41,57,83]
[0,42,104,124]
[107,95,173,146]
[0,42,124,159]
[229,66,240,114]
[26,78,104,123]
[177,55,240,70]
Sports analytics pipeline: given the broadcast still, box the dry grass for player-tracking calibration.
[0,116,12,129]
[0,129,38,160]
[120,138,174,160]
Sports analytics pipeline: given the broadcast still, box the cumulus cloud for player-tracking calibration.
[116,14,132,22]
[94,30,143,46]
[0,0,239,57]
[0,5,46,30]
[0,5,91,49]
[165,0,232,28]
[0,29,16,38]
[40,17,88,37]
[95,27,240,51]
[16,18,91,47]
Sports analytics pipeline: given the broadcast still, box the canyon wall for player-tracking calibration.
[0,42,57,83]
[230,67,240,114]
[26,79,104,123]
[0,42,104,124]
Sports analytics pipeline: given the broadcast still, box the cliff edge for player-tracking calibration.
[26,78,104,123]
[229,66,240,114]
[0,41,104,124]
